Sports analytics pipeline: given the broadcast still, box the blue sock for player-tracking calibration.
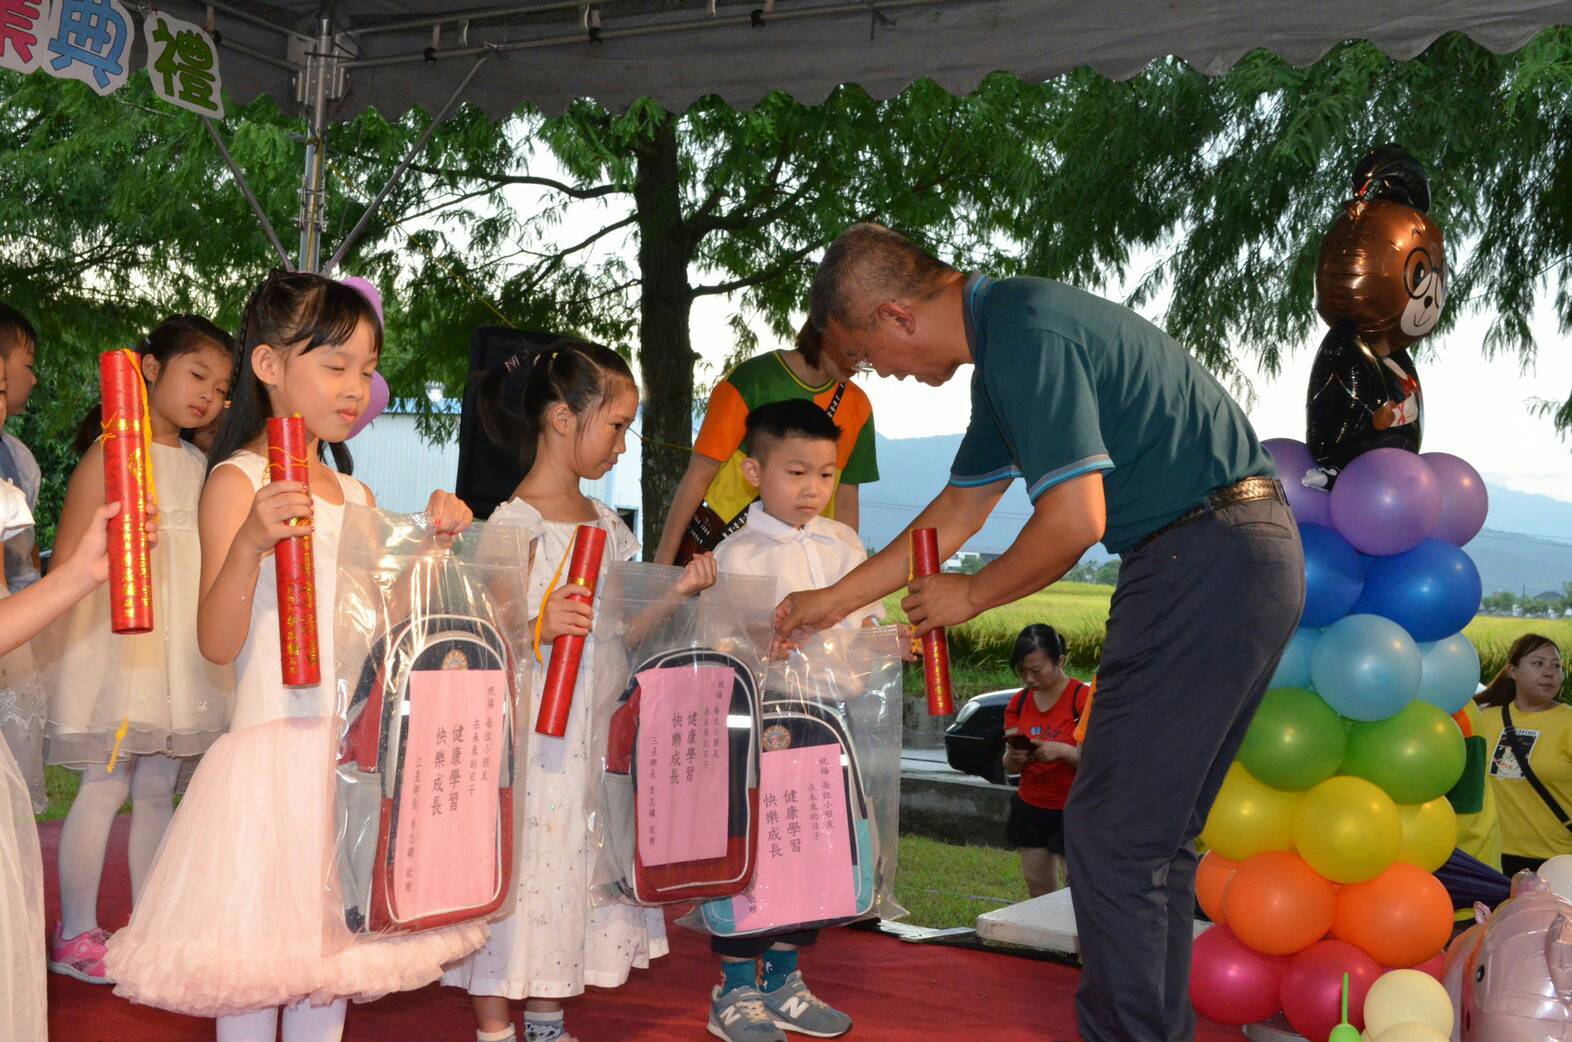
[761,947,799,993]
[720,958,757,994]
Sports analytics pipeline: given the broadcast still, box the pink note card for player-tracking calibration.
[393,668,508,920]
[733,744,857,933]
[636,664,734,868]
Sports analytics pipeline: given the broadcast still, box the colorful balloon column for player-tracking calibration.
[1192,443,1487,1037]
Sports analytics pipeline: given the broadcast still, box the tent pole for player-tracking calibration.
[322,51,494,276]
[298,16,334,272]
[202,119,294,271]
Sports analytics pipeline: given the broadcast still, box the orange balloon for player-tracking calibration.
[1197,852,1239,925]
[1223,851,1337,956]
[1332,862,1454,968]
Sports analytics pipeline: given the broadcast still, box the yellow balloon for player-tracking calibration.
[1201,764,1301,862]
[1373,1024,1450,1042]
[1364,969,1454,1038]
[1292,775,1402,883]
[1396,798,1458,873]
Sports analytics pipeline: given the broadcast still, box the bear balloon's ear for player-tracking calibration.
[1352,143,1431,213]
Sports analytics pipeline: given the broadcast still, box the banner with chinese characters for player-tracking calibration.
[0,1,223,117]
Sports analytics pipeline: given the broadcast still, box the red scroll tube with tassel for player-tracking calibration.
[266,416,320,686]
[909,528,954,716]
[535,524,608,737]
[100,350,154,635]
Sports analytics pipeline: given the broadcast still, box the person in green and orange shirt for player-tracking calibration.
[653,322,878,565]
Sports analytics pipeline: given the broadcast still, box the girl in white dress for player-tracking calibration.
[0,488,157,1042]
[105,272,485,1042]
[44,316,237,983]
[442,340,715,1042]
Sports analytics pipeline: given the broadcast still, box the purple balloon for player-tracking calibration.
[347,371,390,439]
[1330,448,1441,557]
[339,276,384,326]
[1262,437,1332,526]
[1422,451,1489,546]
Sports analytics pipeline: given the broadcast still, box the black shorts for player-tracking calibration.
[1006,794,1066,853]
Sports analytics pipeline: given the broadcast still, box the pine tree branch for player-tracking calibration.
[343,151,626,200]
[690,240,824,298]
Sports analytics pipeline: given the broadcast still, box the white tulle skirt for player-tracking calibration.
[105,716,488,1017]
[0,735,46,1042]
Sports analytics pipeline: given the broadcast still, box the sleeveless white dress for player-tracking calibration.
[106,451,488,1017]
[443,497,668,1000]
[45,440,235,767]
[0,479,44,1041]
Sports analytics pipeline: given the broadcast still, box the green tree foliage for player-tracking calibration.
[5,29,1572,550]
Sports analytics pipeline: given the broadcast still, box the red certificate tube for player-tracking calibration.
[910,528,954,716]
[100,350,153,634]
[266,416,319,686]
[536,524,608,737]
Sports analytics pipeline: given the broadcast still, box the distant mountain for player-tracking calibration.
[861,434,1572,588]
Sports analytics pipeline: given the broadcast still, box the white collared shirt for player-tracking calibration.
[713,502,880,628]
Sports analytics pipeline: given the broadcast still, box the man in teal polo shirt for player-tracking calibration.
[776,224,1305,1042]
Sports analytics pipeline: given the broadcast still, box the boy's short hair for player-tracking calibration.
[744,398,841,459]
[0,304,35,359]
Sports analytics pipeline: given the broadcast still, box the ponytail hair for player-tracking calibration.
[476,337,635,477]
[73,314,237,457]
[1476,632,1562,708]
[208,270,380,474]
[1011,623,1067,671]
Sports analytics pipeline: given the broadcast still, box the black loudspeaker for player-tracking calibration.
[456,326,562,520]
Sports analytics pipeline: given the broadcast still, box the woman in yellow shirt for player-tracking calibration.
[1477,634,1569,876]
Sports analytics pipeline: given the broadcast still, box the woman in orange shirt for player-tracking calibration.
[1002,625,1091,896]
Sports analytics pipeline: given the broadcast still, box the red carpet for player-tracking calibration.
[40,818,1239,1042]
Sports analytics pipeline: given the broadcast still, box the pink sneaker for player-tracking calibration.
[48,924,113,984]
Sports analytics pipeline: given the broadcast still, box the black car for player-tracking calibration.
[943,688,1021,786]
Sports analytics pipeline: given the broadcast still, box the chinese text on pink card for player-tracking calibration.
[394,669,507,918]
[733,744,857,933]
[636,664,733,867]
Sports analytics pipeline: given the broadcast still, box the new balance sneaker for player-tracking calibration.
[709,983,787,1042]
[48,924,113,984]
[760,971,851,1038]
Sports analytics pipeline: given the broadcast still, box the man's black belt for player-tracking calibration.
[1133,477,1288,552]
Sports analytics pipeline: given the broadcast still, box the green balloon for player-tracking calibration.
[1238,687,1348,791]
[1341,700,1467,804]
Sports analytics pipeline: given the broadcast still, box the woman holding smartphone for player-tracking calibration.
[1001,624,1090,896]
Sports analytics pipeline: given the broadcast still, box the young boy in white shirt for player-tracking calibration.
[704,398,878,1042]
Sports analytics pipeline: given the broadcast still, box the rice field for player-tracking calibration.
[887,583,1572,702]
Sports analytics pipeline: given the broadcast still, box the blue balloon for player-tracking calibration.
[1310,613,1423,722]
[1351,539,1483,643]
[1418,633,1484,715]
[1271,627,1321,689]
[1299,523,1370,627]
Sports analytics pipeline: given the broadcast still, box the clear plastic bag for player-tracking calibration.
[331,505,533,938]
[587,561,777,905]
[675,625,909,935]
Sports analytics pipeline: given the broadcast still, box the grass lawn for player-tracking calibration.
[893,835,1029,930]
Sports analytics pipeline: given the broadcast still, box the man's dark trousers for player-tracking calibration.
[1065,498,1305,1042]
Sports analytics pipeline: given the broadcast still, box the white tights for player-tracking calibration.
[215,1000,348,1042]
[57,754,181,936]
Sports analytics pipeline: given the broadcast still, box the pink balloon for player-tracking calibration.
[339,276,384,326]
[1421,452,1489,547]
[1330,448,1441,556]
[1399,950,1447,982]
[347,371,390,439]
[1263,437,1333,526]
[1190,925,1288,1026]
[1280,939,1383,1041]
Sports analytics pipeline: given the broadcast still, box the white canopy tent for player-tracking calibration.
[127,0,1572,270]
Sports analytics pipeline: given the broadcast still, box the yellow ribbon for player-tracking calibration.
[106,348,159,775]
[532,540,573,665]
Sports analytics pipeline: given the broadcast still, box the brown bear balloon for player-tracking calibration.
[1305,144,1446,482]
